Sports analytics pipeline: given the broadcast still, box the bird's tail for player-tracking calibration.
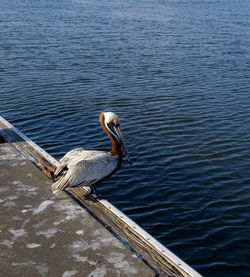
[51,177,69,195]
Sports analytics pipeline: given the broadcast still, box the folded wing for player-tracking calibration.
[52,149,118,194]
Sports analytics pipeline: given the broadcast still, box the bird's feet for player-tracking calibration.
[81,186,92,195]
[82,186,97,198]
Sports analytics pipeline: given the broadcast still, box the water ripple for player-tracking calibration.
[1,0,250,276]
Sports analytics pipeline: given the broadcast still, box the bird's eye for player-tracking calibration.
[112,120,119,126]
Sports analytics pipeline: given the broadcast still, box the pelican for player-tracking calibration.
[51,112,132,195]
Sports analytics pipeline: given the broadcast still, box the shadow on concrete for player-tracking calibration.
[0,134,5,143]
[0,128,27,143]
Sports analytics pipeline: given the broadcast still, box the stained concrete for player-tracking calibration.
[0,142,155,277]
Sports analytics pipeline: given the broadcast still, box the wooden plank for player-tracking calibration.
[0,116,201,277]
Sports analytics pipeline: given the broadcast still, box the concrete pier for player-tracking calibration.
[0,142,155,276]
[0,116,201,277]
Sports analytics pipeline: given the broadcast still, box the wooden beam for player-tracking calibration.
[0,116,201,277]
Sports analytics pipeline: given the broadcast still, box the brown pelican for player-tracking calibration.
[51,112,132,195]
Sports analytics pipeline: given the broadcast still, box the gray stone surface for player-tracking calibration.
[0,142,154,277]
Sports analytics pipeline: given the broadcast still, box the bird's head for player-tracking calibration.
[101,112,132,166]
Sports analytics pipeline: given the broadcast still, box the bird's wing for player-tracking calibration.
[59,148,85,163]
[52,151,118,193]
[54,148,85,177]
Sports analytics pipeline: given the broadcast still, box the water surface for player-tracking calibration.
[1,0,250,276]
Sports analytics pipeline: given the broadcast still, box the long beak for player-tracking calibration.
[113,125,132,166]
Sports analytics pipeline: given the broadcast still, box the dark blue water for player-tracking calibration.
[1,0,250,275]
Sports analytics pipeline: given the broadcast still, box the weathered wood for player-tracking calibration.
[0,116,201,277]
[67,187,183,276]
